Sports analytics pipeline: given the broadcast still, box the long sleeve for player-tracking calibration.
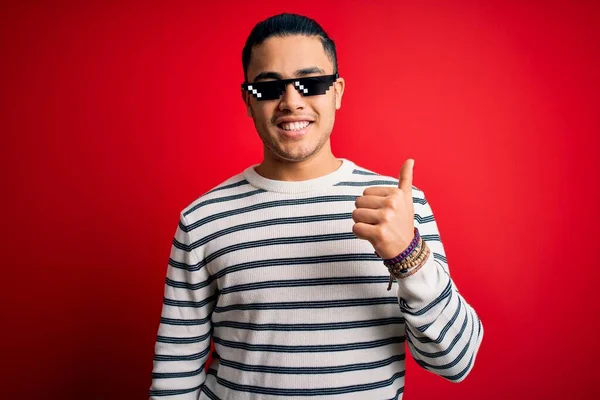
[396,193,484,382]
[149,212,217,399]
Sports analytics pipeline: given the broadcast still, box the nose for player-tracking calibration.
[278,81,305,111]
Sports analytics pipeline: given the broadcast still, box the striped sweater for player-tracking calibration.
[149,158,483,399]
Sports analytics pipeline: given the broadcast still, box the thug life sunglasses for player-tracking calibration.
[242,73,339,101]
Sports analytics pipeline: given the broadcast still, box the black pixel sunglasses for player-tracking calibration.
[242,73,339,101]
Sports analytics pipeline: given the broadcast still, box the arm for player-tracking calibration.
[397,194,483,382]
[149,212,217,399]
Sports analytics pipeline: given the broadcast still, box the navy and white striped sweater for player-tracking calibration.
[149,158,483,399]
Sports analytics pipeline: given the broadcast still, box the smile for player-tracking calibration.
[277,121,313,138]
[279,121,311,131]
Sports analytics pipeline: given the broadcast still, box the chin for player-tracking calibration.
[267,145,313,161]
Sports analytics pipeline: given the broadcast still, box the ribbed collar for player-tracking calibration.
[242,158,356,194]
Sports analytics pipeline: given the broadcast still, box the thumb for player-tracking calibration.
[398,158,414,194]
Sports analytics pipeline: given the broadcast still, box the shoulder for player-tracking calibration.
[179,169,256,223]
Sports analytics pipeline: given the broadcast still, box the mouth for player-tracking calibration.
[276,121,313,138]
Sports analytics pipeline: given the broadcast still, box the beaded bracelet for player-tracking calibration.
[385,238,431,291]
[396,242,430,279]
[374,227,420,266]
[389,237,427,274]
[385,243,430,289]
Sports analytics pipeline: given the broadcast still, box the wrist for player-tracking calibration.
[374,227,419,265]
[373,229,430,291]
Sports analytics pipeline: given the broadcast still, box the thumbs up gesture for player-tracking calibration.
[352,159,416,259]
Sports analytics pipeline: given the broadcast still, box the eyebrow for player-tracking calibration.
[252,67,326,82]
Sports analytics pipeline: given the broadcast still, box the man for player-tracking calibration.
[149,13,483,400]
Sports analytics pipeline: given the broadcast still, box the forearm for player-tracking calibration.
[397,253,483,382]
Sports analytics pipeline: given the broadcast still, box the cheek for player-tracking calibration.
[313,96,336,119]
[251,104,274,125]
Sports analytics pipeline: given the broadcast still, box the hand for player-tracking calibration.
[352,159,416,259]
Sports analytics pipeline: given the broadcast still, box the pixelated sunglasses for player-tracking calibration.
[242,73,339,101]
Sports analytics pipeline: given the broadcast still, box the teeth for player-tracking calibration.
[281,121,310,131]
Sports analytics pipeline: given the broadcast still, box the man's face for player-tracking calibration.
[243,35,345,163]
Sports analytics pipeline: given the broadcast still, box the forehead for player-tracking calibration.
[248,35,333,79]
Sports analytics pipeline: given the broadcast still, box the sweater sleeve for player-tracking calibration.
[149,212,217,399]
[396,192,484,382]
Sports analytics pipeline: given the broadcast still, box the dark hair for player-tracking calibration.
[242,13,338,81]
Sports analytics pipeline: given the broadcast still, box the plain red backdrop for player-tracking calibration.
[1,1,599,399]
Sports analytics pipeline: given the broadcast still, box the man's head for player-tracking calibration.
[241,13,345,165]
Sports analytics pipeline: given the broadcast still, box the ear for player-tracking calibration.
[334,77,345,110]
[241,89,252,117]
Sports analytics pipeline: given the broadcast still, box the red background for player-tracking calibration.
[2,1,599,399]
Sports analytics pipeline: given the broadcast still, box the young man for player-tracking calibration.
[150,13,483,400]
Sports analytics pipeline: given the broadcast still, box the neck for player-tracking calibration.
[255,147,342,182]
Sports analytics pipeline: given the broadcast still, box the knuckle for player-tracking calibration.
[378,210,387,222]
[385,198,397,210]
[381,208,394,221]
